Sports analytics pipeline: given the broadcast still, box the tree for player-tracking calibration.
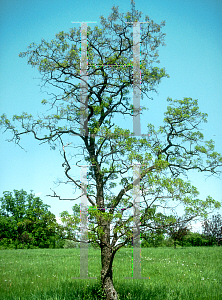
[0,189,63,249]
[167,217,191,248]
[0,214,18,248]
[183,232,208,247]
[202,214,222,246]
[1,1,222,299]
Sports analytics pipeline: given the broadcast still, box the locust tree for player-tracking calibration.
[1,2,222,299]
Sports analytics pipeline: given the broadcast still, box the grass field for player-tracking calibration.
[0,246,221,299]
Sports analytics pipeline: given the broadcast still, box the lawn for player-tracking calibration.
[0,246,221,299]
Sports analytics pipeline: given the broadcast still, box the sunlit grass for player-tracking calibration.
[0,246,221,299]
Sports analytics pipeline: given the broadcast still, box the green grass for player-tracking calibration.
[0,246,221,299]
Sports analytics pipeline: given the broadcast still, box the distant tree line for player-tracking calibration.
[0,190,65,249]
[0,190,221,249]
[139,214,222,248]
[123,213,222,248]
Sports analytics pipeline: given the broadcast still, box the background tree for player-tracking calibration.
[202,214,222,246]
[0,214,18,249]
[1,2,222,299]
[167,216,191,248]
[0,189,63,249]
[183,232,208,247]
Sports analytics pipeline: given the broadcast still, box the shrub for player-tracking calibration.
[0,238,16,250]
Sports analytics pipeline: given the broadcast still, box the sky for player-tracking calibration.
[0,0,222,233]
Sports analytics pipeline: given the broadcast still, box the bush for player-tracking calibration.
[0,238,16,250]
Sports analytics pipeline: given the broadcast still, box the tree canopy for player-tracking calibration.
[1,1,222,299]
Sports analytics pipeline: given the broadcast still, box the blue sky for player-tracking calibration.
[0,0,222,232]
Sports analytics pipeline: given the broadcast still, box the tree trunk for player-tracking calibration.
[96,181,119,300]
[101,244,119,300]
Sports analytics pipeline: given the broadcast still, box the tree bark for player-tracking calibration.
[101,243,119,300]
[99,216,119,300]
